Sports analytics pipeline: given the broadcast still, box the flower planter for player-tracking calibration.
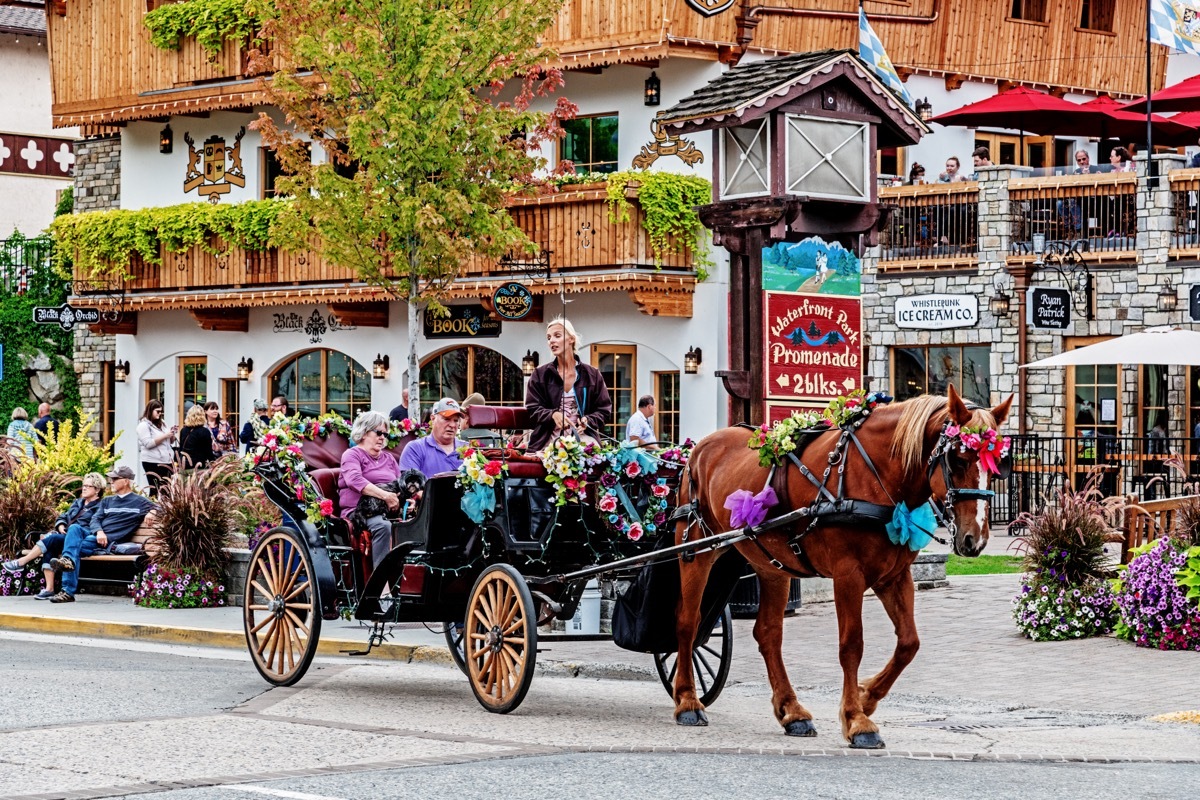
[223,547,251,607]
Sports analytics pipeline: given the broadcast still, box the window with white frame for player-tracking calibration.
[786,115,869,202]
[720,120,770,198]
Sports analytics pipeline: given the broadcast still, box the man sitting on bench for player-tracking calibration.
[47,465,156,604]
[2,472,107,600]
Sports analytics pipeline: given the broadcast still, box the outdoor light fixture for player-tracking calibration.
[915,97,933,122]
[521,349,539,377]
[1031,233,1046,266]
[372,353,390,379]
[1157,277,1178,312]
[113,360,130,383]
[644,71,661,107]
[684,346,702,375]
[159,125,173,154]
[237,356,254,381]
[989,283,1011,317]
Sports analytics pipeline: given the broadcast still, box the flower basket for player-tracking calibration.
[1112,537,1200,651]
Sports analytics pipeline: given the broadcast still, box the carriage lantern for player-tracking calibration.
[684,346,702,374]
[372,353,390,379]
[644,72,661,107]
[113,360,130,383]
[159,125,173,154]
[237,356,253,381]
[1157,278,1178,312]
[989,280,1011,317]
[521,349,539,376]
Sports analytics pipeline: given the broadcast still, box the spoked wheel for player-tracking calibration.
[444,622,468,676]
[243,527,321,687]
[464,564,537,714]
[654,604,733,707]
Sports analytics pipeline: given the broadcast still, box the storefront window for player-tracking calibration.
[270,349,371,419]
[1071,363,1118,438]
[179,357,207,421]
[655,371,680,445]
[892,345,991,404]
[419,346,524,408]
[1140,365,1168,442]
[592,345,636,441]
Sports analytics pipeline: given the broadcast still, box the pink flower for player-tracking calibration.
[463,447,475,459]
[319,499,334,516]
[845,398,859,408]
[652,484,671,498]
[627,523,644,541]
[944,425,960,439]
[598,494,618,513]
[286,444,303,455]
[263,433,278,448]
[564,477,579,491]
[962,433,982,450]
[624,462,641,478]
[295,485,305,501]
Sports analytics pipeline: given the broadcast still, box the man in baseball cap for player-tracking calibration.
[399,397,468,477]
[49,465,156,603]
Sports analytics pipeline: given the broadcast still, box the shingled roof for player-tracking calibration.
[657,48,924,143]
[0,1,46,37]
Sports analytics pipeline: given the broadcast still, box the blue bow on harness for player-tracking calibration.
[886,501,937,551]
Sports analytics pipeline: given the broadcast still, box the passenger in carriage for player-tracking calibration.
[339,410,404,568]
[398,398,468,477]
[525,317,613,451]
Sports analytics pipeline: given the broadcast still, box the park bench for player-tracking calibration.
[1117,494,1197,563]
[22,520,158,590]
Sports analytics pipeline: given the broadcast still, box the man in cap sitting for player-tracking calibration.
[49,465,157,603]
[398,397,468,478]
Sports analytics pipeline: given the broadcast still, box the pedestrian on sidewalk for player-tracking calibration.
[2,472,106,599]
[137,400,177,497]
[240,398,271,454]
[6,407,37,460]
[47,466,156,603]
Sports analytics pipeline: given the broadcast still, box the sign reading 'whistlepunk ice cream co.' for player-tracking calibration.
[894,294,979,330]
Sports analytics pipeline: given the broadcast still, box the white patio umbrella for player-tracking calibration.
[1021,326,1200,368]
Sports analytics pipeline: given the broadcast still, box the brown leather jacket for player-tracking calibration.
[524,356,612,451]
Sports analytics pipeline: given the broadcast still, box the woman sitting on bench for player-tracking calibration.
[2,472,106,600]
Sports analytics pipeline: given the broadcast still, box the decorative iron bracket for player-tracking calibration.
[498,250,552,280]
[1033,239,1093,321]
[68,278,128,323]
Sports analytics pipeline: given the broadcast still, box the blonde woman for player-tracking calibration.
[7,407,36,460]
[178,404,215,469]
[524,317,612,451]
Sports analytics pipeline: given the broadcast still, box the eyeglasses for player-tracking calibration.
[1076,157,1088,162]
[370,428,388,436]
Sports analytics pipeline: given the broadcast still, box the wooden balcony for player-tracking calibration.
[71,185,698,320]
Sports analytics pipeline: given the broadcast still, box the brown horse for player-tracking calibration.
[671,385,1012,748]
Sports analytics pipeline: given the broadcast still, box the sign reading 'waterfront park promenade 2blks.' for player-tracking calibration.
[764,291,862,403]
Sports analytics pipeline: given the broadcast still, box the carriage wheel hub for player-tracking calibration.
[485,626,502,650]
[267,597,284,615]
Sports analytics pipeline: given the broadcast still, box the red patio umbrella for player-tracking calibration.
[927,87,1083,163]
[1121,75,1200,114]
[1079,96,1197,148]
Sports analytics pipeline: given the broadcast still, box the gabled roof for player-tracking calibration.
[0,1,46,37]
[657,49,926,146]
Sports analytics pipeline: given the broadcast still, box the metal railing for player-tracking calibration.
[0,235,60,297]
[989,434,1198,527]
[1008,172,1138,261]
[1168,168,1200,256]
[878,182,979,268]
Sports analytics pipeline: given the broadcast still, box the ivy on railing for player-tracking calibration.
[605,171,713,278]
[143,0,258,57]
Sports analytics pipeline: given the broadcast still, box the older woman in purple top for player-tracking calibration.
[338,410,402,568]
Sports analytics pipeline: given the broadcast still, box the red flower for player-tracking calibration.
[484,460,503,477]
[624,462,641,478]
[564,478,579,491]
[319,499,334,516]
[463,447,475,459]
[598,494,618,512]
[652,484,671,498]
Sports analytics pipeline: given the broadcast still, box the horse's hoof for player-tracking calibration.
[676,709,709,727]
[784,719,817,737]
[849,731,886,749]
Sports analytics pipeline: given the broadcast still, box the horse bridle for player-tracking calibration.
[925,421,1001,551]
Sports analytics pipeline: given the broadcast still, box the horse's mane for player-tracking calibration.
[888,395,998,480]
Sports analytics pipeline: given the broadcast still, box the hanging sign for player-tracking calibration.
[764,291,862,402]
[1027,287,1072,330]
[1190,284,1200,322]
[491,282,534,320]
[894,294,978,330]
[33,304,100,330]
[424,304,502,339]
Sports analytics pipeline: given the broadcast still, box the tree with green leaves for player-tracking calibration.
[249,0,572,418]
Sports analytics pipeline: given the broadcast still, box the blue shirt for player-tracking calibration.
[398,435,465,477]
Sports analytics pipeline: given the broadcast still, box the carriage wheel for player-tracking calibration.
[243,527,322,687]
[464,564,537,714]
[444,622,468,676]
[654,605,733,707]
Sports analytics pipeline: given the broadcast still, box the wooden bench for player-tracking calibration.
[1117,494,1197,564]
[23,522,159,589]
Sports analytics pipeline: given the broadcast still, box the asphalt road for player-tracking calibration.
[3,631,1199,800]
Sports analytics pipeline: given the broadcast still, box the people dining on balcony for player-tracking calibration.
[1072,150,1098,175]
[937,156,967,183]
[525,317,612,452]
[970,147,993,178]
[907,162,926,185]
[1109,147,1135,173]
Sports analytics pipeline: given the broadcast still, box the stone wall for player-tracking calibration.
[73,325,114,441]
[864,154,1192,441]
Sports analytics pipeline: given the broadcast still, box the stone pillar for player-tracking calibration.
[71,135,122,437]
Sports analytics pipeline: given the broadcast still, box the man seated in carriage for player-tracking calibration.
[398,398,468,478]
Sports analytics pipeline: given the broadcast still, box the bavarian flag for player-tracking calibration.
[858,7,913,106]
[1150,0,1200,56]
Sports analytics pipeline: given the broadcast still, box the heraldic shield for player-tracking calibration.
[684,0,735,17]
[184,127,247,202]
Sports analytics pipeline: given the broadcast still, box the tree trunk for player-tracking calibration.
[407,259,421,422]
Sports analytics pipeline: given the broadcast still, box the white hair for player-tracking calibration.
[547,317,581,354]
[350,410,388,444]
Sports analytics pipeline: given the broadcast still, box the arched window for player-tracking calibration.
[420,346,524,406]
[270,349,371,418]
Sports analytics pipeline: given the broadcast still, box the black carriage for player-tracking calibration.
[242,405,738,713]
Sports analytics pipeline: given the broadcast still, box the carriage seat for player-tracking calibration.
[466,405,532,430]
[308,468,343,517]
[300,432,416,471]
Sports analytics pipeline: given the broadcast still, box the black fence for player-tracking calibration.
[0,235,60,297]
[989,434,1198,528]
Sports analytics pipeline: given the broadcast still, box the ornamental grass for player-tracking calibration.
[0,461,72,564]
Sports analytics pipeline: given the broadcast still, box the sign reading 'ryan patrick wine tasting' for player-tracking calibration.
[764,291,862,403]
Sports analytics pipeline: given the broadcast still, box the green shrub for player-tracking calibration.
[150,456,260,576]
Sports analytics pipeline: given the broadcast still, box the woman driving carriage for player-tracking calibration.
[524,318,612,451]
[338,410,403,568]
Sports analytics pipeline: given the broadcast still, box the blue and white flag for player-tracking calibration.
[1150,0,1200,55]
[858,7,913,106]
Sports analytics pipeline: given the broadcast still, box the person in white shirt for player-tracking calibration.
[625,395,658,449]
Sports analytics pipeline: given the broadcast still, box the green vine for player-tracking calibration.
[143,0,258,57]
[605,171,713,280]
[51,199,290,277]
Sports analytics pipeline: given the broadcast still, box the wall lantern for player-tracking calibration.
[237,356,254,381]
[989,287,1011,318]
[1157,278,1178,312]
[159,125,173,154]
[372,353,390,379]
[683,346,702,375]
[644,71,661,107]
[113,360,130,383]
[915,97,933,122]
[521,349,539,377]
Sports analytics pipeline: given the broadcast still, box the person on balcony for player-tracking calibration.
[970,146,993,177]
[1072,150,1098,175]
[1109,147,1135,174]
[907,162,926,185]
[525,318,612,452]
[937,156,966,183]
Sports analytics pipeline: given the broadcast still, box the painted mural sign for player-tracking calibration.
[272,309,357,343]
[183,128,246,203]
[491,282,534,320]
[424,304,502,339]
[765,292,862,402]
[762,236,861,296]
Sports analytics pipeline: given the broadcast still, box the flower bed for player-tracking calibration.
[1112,537,1200,651]
[131,564,226,609]
[1012,578,1117,641]
[0,563,44,597]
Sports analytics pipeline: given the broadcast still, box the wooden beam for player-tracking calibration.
[627,288,693,318]
[189,307,248,332]
[997,80,1018,93]
[327,301,389,328]
[944,73,967,91]
[89,313,137,335]
[1048,86,1070,98]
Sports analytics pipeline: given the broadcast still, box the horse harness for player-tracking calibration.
[673,416,997,579]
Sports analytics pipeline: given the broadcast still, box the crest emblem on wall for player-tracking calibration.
[684,0,735,17]
[183,127,246,203]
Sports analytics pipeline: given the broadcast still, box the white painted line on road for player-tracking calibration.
[228,786,347,800]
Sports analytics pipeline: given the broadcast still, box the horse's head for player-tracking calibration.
[890,385,1013,557]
